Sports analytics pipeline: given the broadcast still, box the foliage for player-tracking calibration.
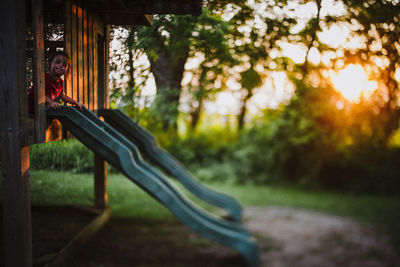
[112,1,299,132]
[321,145,400,194]
[105,0,400,195]
[30,139,94,173]
[131,11,237,132]
[166,128,237,167]
[231,78,338,185]
[330,0,400,144]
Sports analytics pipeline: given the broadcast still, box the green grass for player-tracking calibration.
[27,170,400,222]
[28,170,173,220]
[211,183,400,224]
[5,169,399,248]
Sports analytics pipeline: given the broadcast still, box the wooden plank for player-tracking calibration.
[0,0,33,265]
[44,206,112,267]
[17,0,30,145]
[88,10,94,110]
[77,5,84,103]
[71,2,78,101]
[83,6,88,108]
[94,154,108,209]
[145,14,153,25]
[97,34,105,109]
[64,0,72,97]
[93,31,98,110]
[93,14,102,111]
[105,25,110,108]
[32,0,46,144]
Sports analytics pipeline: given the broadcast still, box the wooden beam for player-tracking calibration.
[145,14,153,25]
[88,0,202,16]
[88,9,94,110]
[96,33,105,109]
[71,2,78,102]
[83,6,89,108]
[105,25,110,109]
[32,0,46,144]
[77,5,84,104]
[0,0,33,265]
[94,154,108,209]
[64,0,72,98]
[44,206,112,267]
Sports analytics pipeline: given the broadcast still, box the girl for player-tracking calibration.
[29,51,83,113]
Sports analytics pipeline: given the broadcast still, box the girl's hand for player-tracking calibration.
[74,102,84,111]
[48,101,61,110]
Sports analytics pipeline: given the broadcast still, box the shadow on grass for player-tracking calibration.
[0,205,246,267]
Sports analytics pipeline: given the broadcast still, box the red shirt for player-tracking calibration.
[28,73,64,114]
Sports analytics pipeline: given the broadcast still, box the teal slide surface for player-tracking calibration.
[98,108,243,222]
[47,106,259,266]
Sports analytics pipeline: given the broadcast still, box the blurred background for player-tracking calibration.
[25,0,400,264]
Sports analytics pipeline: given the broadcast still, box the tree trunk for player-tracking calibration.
[237,92,252,131]
[149,49,188,131]
[127,27,135,89]
[190,95,203,131]
[302,0,321,74]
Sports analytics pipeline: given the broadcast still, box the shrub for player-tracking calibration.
[166,129,237,168]
[30,139,94,173]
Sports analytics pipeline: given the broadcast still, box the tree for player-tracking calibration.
[132,1,298,133]
[339,0,400,145]
[133,12,239,132]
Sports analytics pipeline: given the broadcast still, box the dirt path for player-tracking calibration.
[9,205,397,266]
[244,206,399,267]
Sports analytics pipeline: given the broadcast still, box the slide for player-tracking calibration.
[47,106,259,267]
[98,108,242,222]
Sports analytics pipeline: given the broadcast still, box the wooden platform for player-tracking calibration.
[0,205,111,266]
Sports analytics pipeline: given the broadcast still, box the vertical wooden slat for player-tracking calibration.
[0,0,33,265]
[32,0,46,144]
[105,25,110,108]
[93,15,104,109]
[93,31,98,110]
[88,10,94,110]
[71,2,78,101]
[83,6,88,108]
[77,5,83,103]
[64,0,72,97]
[97,34,105,109]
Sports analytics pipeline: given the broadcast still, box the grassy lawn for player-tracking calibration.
[3,169,399,247]
[28,170,174,220]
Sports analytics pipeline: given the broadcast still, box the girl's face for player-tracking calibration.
[50,55,69,78]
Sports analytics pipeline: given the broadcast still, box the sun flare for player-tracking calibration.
[332,64,377,101]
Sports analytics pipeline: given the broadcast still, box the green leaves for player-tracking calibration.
[240,68,262,90]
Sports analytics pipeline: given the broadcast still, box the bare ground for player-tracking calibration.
[2,205,399,266]
[244,206,400,267]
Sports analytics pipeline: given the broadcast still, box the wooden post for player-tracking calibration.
[77,5,84,104]
[105,25,110,109]
[94,23,107,209]
[71,2,78,102]
[64,0,72,97]
[94,154,108,209]
[32,0,46,144]
[0,0,33,266]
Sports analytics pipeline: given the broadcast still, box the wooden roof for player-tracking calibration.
[42,0,203,25]
[90,0,203,25]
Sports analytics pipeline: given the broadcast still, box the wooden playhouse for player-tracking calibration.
[0,0,201,266]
